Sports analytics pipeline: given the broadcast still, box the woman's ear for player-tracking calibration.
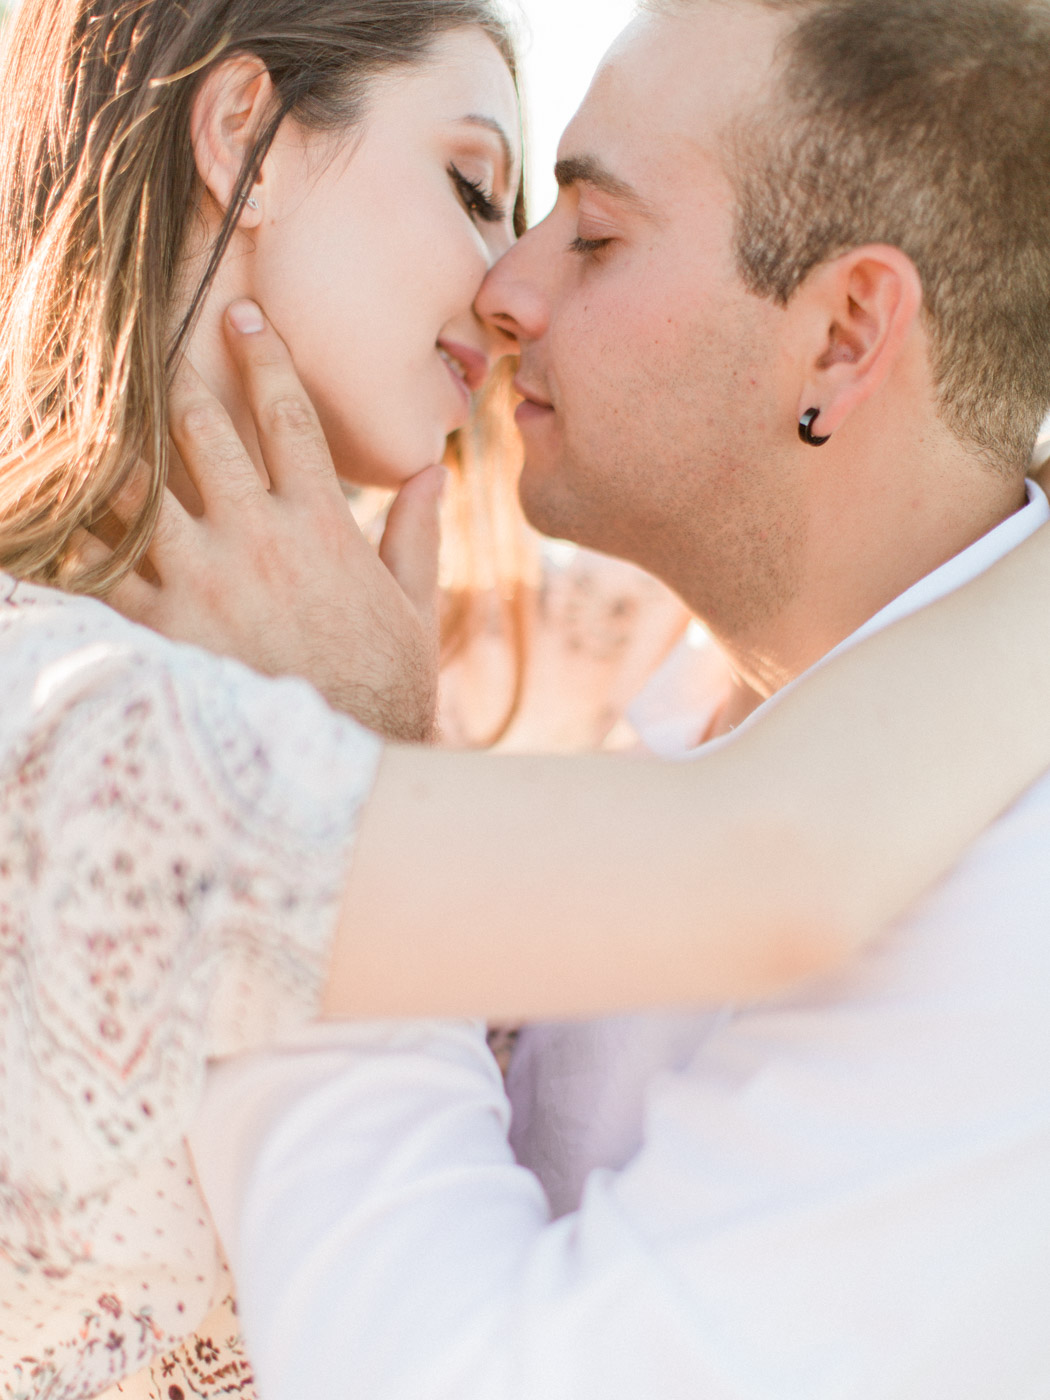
[190,56,274,228]
[795,245,924,440]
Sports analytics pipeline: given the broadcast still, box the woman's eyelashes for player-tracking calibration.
[449,164,506,224]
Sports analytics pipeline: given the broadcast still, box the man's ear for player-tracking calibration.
[795,245,924,439]
[190,56,274,228]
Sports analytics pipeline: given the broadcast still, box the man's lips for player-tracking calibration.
[513,375,554,419]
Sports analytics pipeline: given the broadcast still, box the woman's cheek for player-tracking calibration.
[414,210,492,316]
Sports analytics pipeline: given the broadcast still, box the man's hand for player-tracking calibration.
[90,301,444,743]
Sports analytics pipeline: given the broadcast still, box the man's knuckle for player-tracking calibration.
[214,469,261,507]
[178,400,230,442]
[265,393,318,436]
[245,343,287,372]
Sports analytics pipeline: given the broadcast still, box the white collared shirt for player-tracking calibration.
[508,482,1050,1219]
[192,484,1050,1400]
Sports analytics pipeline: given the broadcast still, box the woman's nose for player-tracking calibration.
[476,229,550,349]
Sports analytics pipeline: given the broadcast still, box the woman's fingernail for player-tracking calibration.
[228,300,264,334]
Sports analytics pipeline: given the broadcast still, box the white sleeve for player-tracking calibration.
[191,958,1050,1400]
[189,1022,732,1400]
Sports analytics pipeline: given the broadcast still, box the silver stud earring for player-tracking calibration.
[246,196,260,211]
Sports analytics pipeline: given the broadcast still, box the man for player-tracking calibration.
[187,1,1050,1395]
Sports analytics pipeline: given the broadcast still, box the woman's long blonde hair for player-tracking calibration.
[0,0,534,732]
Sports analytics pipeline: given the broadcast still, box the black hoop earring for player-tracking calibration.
[799,408,831,447]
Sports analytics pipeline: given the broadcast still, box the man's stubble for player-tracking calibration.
[518,312,807,647]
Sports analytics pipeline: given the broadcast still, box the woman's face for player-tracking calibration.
[249,28,521,488]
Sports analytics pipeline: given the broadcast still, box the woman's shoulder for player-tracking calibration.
[0,573,382,836]
[0,569,301,710]
[0,572,163,683]
[0,572,382,1203]
[0,572,232,736]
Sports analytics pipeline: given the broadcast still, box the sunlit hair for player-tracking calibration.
[651,0,1050,474]
[0,0,534,723]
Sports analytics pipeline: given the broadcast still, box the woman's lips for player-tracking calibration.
[438,339,489,395]
[439,350,471,411]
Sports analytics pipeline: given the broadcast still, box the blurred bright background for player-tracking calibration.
[512,0,638,219]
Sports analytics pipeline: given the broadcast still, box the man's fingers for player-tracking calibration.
[107,461,152,526]
[379,465,447,621]
[65,527,115,580]
[105,567,159,624]
[148,488,198,579]
[108,477,196,583]
[169,351,268,513]
[106,461,198,582]
[223,300,341,500]
[67,529,158,621]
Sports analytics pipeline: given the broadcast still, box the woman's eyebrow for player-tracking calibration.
[455,114,518,182]
[554,154,658,220]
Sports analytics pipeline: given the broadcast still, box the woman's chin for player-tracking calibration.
[331,428,450,491]
[316,403,449,491]
[335,451,443,493]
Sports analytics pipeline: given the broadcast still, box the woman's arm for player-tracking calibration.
[330,517,1050,1019]
[110,308,1050,1021]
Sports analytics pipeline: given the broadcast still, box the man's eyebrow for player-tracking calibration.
[554,155,656,217]
[455,114,518,181]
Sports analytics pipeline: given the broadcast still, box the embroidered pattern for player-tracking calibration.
[0,580,381,1398]
[101,1292,256,1400]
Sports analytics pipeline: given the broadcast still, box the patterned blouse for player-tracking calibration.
[0,545,687,1399]
[0,575,381,1399]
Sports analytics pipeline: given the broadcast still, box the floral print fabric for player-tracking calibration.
[99,1288,255,1400]
[0,577,381,1398]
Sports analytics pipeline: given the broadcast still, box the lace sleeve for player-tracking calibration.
[0,592,382,1212]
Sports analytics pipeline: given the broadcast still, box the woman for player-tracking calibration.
[1,1,1050,1398]
[0,3,525,1394]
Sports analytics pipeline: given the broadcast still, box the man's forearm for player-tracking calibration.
[190,1023,707,1400]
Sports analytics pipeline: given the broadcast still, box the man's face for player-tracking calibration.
[478,3,805,633]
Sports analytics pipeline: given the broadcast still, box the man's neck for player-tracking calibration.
[703,452,1028,715]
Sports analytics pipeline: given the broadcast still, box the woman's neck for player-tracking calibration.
[171,233,269,494]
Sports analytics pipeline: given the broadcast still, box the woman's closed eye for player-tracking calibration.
[449,164,506,224]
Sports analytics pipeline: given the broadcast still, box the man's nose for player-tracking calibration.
[476,225,551,351]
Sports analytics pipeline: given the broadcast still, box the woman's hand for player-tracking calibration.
[97,301,444,743]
